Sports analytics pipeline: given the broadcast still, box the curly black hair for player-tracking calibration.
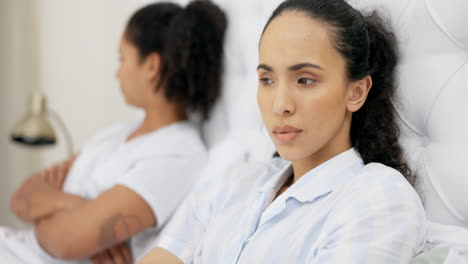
[264,0,415,186]
[125,0,227,121]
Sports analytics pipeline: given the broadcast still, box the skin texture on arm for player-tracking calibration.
[35,184,156,260]
[10,154,139,264]
[138,247,183,264]
[91,242,133,264]
[9,155,81,222]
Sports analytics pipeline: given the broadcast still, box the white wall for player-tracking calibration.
[0,0,40,227]
[0,0,148,227]
[36,0,147,166]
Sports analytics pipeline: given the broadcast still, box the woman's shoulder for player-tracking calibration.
[194,157,289,204]
[118,120,206,160]
[82,120,139,149]
[322,162,428,258]
[360,162,417,194]
[339,162,425,215]
[152,120,202,142]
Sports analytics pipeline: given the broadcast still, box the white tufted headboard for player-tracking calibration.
[395,0,468,228]
[347,0,468,228]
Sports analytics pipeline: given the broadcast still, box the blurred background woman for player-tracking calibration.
[2,1,226,263]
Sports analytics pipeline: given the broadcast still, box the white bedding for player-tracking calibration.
[425,222,468,264]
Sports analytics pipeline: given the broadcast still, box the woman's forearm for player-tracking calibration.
[10,155,79,222]
[34,185,156,260]
[10,172,85,222]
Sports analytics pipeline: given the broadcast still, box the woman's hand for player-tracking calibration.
[42,154,77,189]
[91,242,133,264]
[10,154,82,222]
[10,175,86,222]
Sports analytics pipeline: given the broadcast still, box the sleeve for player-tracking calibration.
[310,173,429,264]
[115,153,205,228]
[149,160,234,264]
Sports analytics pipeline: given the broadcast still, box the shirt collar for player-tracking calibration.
[259,148,364,203]
[257,158,292,196]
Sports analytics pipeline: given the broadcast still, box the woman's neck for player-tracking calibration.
[291,114,353,183]
[291,140,352,183]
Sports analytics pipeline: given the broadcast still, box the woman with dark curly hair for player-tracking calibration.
[3,1,227,264]
[139,0,426,263]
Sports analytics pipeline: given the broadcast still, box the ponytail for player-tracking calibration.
[161,0,227,120]
[351,12,415,186]
[125,0,227,121]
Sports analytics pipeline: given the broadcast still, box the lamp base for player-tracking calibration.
[11,135,56,146]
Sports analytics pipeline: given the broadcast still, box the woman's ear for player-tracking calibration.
[347,76,372,112]
[144,52,161,82]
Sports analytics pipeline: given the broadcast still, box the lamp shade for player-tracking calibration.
[11,92,57,146]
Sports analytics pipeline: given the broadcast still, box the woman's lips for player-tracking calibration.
[273,126,303,144]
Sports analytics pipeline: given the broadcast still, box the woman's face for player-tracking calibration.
[257,12,358,163]
[116,36,148,107]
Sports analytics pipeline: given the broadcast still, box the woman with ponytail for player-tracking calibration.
[3,1,227,264]
[140,0,426,263]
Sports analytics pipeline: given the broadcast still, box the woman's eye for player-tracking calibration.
[259,78,274,85]
[298,78,315,85]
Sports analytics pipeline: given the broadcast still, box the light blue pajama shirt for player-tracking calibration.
[155,148,427,264]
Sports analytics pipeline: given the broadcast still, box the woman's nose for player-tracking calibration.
[272,86,295,116]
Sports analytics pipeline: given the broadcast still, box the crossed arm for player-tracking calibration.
[10,156,157,263]
[10,155,81,222]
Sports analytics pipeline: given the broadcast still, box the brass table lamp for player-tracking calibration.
[10,92,74,155]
